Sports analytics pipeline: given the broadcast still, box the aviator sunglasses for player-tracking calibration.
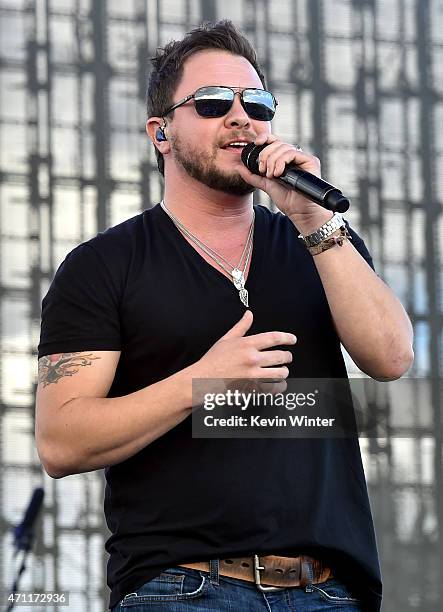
[162,86,278,121]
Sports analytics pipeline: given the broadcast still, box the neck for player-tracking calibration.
[162,168,254,233]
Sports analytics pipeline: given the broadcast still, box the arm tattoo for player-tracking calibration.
[38,352,101,387]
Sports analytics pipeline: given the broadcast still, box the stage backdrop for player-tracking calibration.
[0,0,442,610]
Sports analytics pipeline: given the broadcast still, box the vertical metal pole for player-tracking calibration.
[416,0,443,604]
[91,0,110,232]
[200,0,216,22]
[308,0,326,165]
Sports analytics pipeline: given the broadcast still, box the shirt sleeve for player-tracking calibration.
[38,242,123,359]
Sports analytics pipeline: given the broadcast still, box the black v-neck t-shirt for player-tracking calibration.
[38,203,383,611]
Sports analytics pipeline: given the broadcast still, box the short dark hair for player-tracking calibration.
[147,20,267,176]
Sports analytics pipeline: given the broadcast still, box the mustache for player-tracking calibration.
[218,132,256,147]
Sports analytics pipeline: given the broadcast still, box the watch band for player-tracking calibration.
[307,226,352,255]
[298,212,345,248]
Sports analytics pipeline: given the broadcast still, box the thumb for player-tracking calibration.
[236,163,267,191]
[220,310,253,340]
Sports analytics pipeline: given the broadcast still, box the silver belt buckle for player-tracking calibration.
[253,555,286,592]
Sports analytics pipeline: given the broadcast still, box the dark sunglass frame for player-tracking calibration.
[162,86,278,121]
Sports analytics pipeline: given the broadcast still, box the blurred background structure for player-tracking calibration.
[0,0,442,610]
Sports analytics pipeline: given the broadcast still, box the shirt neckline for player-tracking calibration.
[156,202,264,292]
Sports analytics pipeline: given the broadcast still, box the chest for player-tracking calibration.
[118,229,334,379]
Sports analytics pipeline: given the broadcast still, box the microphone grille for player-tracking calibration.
[241,142,268,175]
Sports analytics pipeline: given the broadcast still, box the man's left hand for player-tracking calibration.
[236,133,333,234]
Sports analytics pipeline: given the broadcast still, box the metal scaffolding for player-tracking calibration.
[0,0,441,610]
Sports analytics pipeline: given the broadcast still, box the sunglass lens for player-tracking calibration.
[243,90,276,120]
[194,87,234,117]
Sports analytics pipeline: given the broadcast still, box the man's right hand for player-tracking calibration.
[192,310,296,381]
[36,312,296,477]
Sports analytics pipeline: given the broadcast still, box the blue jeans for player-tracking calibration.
[112,560,363,611]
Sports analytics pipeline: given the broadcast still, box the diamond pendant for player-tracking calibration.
[232,268,245,290]
[232,268,249,306]
[239,288,249,307]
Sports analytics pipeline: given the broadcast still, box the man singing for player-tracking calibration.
[36,20,413,611]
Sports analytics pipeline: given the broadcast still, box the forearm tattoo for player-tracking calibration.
[38,352,100,387]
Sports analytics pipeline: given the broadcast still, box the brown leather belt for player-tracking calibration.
[179,554,332,592]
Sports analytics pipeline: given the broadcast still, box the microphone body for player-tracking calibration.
[241,143,350,213]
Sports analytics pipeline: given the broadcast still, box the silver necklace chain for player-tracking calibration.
[161,203,254,272]
[160,200,254,307]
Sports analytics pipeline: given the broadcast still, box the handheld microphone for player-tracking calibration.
[241,142,350,213]
[13,487,44,552]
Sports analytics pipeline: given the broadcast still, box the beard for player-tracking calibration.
[169,134,255,196]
